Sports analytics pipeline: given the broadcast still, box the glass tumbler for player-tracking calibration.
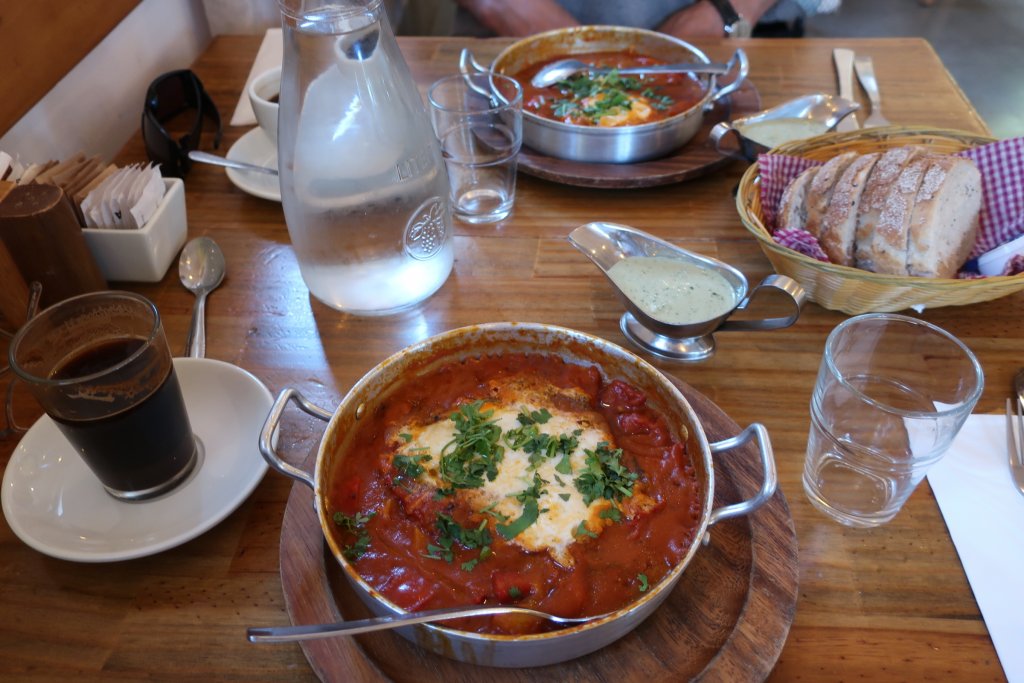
[803,313,983,527]
[428,72,523,224]
[9,291,197,501]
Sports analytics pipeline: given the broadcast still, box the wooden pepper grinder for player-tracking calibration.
[0,183,106,309]
[0,181,30,328]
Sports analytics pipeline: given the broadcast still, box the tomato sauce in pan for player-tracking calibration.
[513,50,707,127]
[327,353,703,635]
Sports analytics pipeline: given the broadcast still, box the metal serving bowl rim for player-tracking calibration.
[314,322,717,643]
[491,25,719,135]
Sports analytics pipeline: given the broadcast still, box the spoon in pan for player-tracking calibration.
[178,237,226,358]
[248,605,614,643]
[531,58,730,89]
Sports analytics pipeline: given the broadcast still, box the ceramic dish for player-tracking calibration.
[226,128,281,202]
[81,178,187,282]
[1,358,273,562]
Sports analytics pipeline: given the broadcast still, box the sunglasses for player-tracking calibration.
[142,70,222,178]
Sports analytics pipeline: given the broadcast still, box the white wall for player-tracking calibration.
[0,0,212,164]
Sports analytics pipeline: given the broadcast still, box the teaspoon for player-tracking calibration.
[188,150,278,176]
[531,58,730,89]
[248,605,613,643]
[178,237,226,358]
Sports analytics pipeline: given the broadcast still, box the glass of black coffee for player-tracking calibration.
[9,291,197,501]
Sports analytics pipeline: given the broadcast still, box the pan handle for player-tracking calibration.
[717,274,807,332]
[708,48,749,106]
[259,387,334,492]
[705,422,777,533]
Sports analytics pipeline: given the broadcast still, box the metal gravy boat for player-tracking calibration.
[709,93,860,162]
[569,222,806,361]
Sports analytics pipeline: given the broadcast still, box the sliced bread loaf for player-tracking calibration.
[777,165,819,232]
[865,157,932,274]
[804,151,860,238]
[906,156,982,278]
[818,152,881,266]
[854,146,923,271]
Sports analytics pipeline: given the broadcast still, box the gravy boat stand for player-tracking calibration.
[569,222,806,361]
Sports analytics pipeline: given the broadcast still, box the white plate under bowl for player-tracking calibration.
[226,127,280,202]
[1,358,273,562]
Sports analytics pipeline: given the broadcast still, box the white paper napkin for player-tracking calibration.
[230,27,283,127]
[927,413,1024,683]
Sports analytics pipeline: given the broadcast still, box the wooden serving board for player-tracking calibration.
[278,377,799,682]
[516,80,761,189]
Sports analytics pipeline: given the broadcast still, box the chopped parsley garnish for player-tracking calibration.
[504,424,580,471]
[574,521,597,539]
[392,451,430,483]
[333,510,375,561]
[599,506,622,523]
[558,493,571,502]
[574,442,638,505]
[437,401,505,495]
[496,473,547,540]
[554,430,581,475]
[640,88,675,111]
[508,586,523,600]
[479,501,511,523]
[549,70,674,125]
[398,432,413,443]
[638,573,649,592]
[517,407,552,425]
[503,422,543,452]
[423,513,492,570]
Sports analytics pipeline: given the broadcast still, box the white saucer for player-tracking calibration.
[226,127,281,202]
[1,358,273,562]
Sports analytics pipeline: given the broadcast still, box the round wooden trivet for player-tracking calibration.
[278,377,798,682]
[515,80,761,189]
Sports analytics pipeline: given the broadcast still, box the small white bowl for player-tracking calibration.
[82,178,186,282]
[977,232,1024,276]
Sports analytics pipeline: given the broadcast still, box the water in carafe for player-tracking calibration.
[277,0,453,315]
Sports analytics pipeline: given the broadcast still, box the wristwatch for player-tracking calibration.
[705,0,753,38]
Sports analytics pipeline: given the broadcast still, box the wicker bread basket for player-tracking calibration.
[736,126,1024,314]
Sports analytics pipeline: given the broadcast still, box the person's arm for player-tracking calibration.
[452,0,579,36]
[657,0,778,37]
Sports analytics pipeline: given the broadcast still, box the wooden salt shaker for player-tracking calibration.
[0,183,106,309]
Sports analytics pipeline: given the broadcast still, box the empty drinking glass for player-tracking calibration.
[803,313,983,527]
[428,72,522,224]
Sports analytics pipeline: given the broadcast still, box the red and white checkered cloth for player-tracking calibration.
[758,137,1024,276]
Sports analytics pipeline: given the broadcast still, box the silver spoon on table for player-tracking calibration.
[247,604,613,643]
[530,58,730,89]
[178,237,226,358]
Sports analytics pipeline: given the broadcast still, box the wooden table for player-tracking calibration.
[1,36,1016,681]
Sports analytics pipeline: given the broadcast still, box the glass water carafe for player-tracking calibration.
[277,0,454,315]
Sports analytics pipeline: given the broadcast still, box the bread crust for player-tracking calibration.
[818,153,880,266]
[868,156,932,275]
[804,151,859,238]
[906,156,982,278]
[854,146,922,271]
[777,166,819,233]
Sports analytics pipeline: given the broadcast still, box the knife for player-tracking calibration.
[833,48,859,132]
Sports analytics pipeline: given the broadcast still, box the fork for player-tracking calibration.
[853,55,891,128]
[1007,396,1024,498]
